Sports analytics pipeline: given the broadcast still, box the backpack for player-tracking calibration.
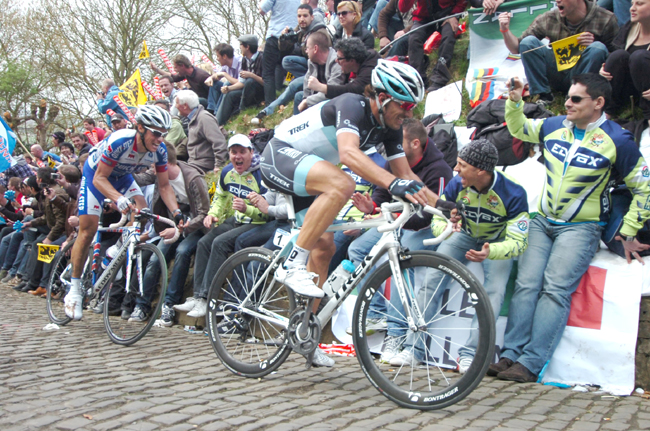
[466,99,553,167]
[422,113,458,170]
[247,128,275,154]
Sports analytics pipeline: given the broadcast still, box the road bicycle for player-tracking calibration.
[46,201,178,345]
[205,194,496,410]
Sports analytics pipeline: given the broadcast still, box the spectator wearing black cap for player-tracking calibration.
[110,113,128,131]
[388,139,530,370]
[215,34,265,127]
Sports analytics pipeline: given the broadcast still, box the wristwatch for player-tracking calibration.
[620,234,635,242]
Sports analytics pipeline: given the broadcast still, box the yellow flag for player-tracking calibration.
[138,40,150,59]
[285,71,294,85]
[37,243,61,263]
[118,69,147,107]
[551,33,586,72]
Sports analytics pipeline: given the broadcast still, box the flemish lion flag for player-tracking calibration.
[551,33,586,71]
[37,243,60,263]
[139,40,150,59]
[118,69,147,107]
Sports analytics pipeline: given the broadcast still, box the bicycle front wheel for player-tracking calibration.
[103,243,168,346]
[206,247,295,378]
[46,239,76,326]
[353,251,495,410]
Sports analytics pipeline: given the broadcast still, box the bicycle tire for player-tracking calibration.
[103,242,168,346]
[206,247,295,378]
[46,239,76,326]
[353,251,495,410]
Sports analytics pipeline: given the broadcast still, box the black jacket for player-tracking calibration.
[334,21,375,50]
[325,50,379,99]
[372,137,453,230]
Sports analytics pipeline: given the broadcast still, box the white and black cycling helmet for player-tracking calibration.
[371,59,424,104]
[135,105,172,130]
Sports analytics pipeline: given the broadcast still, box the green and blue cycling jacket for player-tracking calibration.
[432,170,530,260]
[505,99,650,237]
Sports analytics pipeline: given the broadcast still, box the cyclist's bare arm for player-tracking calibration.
[338,133,397,189]
[388,157,439,206]
[155,169,180,214]
[93,162,128,203]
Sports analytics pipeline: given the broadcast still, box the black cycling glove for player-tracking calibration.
[388,178,424,198]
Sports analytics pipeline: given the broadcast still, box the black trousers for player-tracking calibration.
[604,49,650,120]
[407,17,456,87]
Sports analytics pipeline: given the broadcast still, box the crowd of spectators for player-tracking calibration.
[9,0,650,379]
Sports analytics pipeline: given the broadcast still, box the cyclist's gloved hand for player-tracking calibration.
[116,196,131,212]
[388,178,424,199]
[4,190,15,201]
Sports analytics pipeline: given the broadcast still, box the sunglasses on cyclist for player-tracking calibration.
[338,10,355,16]
[392,99,417,111]
[144,126,168,138]
[565,95,592,104]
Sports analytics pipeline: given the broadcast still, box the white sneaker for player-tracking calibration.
[310,347,335,367]
[64,292,83,321]
[380,335,404,364]
[346,317,387,336]
[173,297,198,312]
[390,348,421,367]
[457,356,473,374]
[186,298,207,318]
[274,265,324,298]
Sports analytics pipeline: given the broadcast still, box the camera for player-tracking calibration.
[51,173,61,180]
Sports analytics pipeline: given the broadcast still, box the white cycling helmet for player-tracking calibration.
[135,105,172,130]
[371,59,424,104]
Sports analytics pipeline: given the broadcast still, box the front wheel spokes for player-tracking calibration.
[353,251,495,410]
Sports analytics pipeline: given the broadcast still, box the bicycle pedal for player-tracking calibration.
[304,351,314,370]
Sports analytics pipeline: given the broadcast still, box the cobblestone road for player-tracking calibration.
[1,288,649,431]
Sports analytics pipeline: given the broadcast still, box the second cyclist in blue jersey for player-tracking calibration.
[260,60,440,301]
[64,105,183,321]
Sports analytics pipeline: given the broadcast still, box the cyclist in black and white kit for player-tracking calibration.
[260,60,440,366]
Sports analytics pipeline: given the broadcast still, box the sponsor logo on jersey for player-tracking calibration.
[517,220,528,231]
[128,153,135,159]
[550,143,604,167]
[486,195,499,208]
[460,195,470,205]
[589,133,604,148]
[288,121,309,135]
[269,173,290,188]
[229,185,250,198]
[560,131,568,141]
[278,147,302,159]
[643,166,649,178]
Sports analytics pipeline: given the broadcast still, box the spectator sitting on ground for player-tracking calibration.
[0,155,35,188]
[174,90,227,175]
[233,190,291,252]
[174,134,269,319]
[320,38,379,99]
[110,113,128,131]
[205,43,242,115]
[215,35,265,127]
[59,143,77,165]
[498,0,619,106]
[297,31,345,113]
[334,1,376,50]
[56,164,81,200]
[131,145,210,325]
[279,4,329,79]
[150,54,211,101]
[69,133,93,158]
[31,144,61,168]
[399,0,468,92]
[96,78,130,124]
[600,0,650,127]
[377,0,413,57]
[82,117,106,143]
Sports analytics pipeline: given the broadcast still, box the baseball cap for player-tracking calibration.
[111,113,125,123]
[228,134,253,149]
[237,34,258,47]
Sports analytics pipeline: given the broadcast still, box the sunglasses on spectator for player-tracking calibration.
[338,10,355,16]
[391,98,417,111]
[144,126,168,138]
[565,95,592,104]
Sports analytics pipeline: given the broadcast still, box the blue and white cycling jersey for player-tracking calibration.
[87,129,168,178]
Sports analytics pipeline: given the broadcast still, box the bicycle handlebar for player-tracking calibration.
[108,209,180,244]
[374,198,454,245]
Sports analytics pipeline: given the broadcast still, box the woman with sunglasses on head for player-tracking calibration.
[259,59,444,367]
[600,0,650,127]
[63,105,183,321]
[334,1,375,49]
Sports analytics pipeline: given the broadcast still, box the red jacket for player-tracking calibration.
[399,0,467,22]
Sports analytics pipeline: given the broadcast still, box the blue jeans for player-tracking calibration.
[262,77,305,116]
[348,228,436,338]
[215,78,265,126]
[0,231,22,270]
[15,226,40,277]
[281,56,308,78]
[136,229,204,309]
[598,0,630,26]
[360,5,374,29]
[500,216,602,374]
[293,91,304,115]
[234,220,289,252]
[369,0,403,36]
[519,36,608,95]
[402,231,513,360]
[207,81,225,113]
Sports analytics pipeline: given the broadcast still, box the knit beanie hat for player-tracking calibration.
[458,138,498,172]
